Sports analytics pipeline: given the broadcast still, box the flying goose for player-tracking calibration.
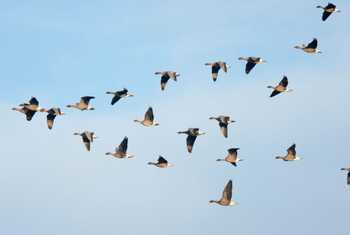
[74,131,97,151]
[106,88,134,105]
[105,136,134,159]
[148,156,174,168]
[295,38,322,54]
[67,96,95,111]
[12,97,46,121]
[267,76,293,97]
[46,107,65,129]
[238,57,266,74]
[134,107,159,127]
[154,71,180,90]
[217,148,243,167]
[209,180,237,206]
[317,3,340,21]
[177,128,205,153]
[276,144,302,161]
[204,61,229,82]
[340,168,350,185]
[209,115,235,138]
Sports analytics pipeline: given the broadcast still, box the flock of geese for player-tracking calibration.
[11,3,348,206]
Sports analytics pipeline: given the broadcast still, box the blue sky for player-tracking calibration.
[0,0,350,234]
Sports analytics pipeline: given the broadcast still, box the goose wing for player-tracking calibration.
[144,107,154,122]
[347,171,350,185]
[245,61,256,74]
[219,62,228,72]
[117,136,128,153]
[222,180,233,202]
[186,135,197,153]
[46,110,56,129]
[111,95,121,105]
[81,133,91,151]
[279,76,288,87]
[161,73,170,90]
[81,96,95,105]
[158,156,168,164]
[219,122,228,138]
[211,63,221,81]
[29,97,39,106]
[306,39,318,49]
[24,107,36,121]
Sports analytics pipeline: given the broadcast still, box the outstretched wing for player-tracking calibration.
[161,73,170,90]
[279,76,288,87]
[29,97,39,106]
[270,90,281,97]
[111,95,121,105]
[287,144,296,156]
[211,63,221,81]
[306,39,318,49]
[222,180,233,202]
[245,61,256,74]
[219,122,228,138]
[117,136,128,153]
[145,107,154,122]
[46,112,56,129]
[81,96,95,104]
[158,156,168,164]
[186,135,197,153]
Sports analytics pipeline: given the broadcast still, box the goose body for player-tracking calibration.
[276,144,302,161]
[295,38,322,54]
[340,168,350,185]
[12,106,37,121]
[106,136,134,159]
[74,131,97,151]
[106,89,134,105]
[205,61,228,81]
[217,148,242,167]
[238,57,266,74]
[177,128,205,153]
[267,76,292,97]
[154,71,180,90]
[317,3,340,21]
[67,96,95,111]
[46,107,65,129]
[148,156,173,168]
[209,180,237,206]
[134,107,159,127]
[209,115,235,138]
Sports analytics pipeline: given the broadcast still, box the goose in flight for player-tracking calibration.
[317,3,340,21]
[74,131,97,151]
[295,38,322,54]
[106,136,134,159]
[276,144,302,161]
[148,156,174,168]
[12,97,46,121]
[177,128,205,153]
[134,107,159,127]
[238,57,266,74]
[217,148,243,167]
[67,96,95,111]
[154,71,180,90]
[209,115,235,138]
[106,88,134,105]
[340,168,350,185]
[209,180,237,206]
[204,61,229,82]
[267,76,293,97]
[46,107,65,129]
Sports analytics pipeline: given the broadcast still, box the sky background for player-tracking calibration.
[0,0,349,234]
